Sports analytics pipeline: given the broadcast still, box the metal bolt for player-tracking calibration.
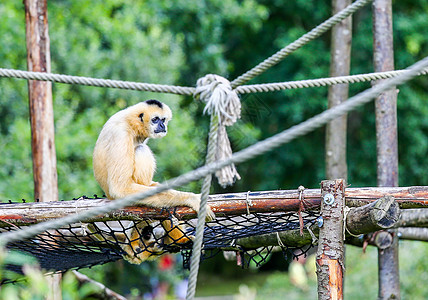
[317,216,324,228]
[323,193,335,205]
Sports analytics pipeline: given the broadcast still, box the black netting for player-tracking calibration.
[1,201,319,274]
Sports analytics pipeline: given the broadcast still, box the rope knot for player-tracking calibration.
[194,74,242,187]
[195,74,241,125]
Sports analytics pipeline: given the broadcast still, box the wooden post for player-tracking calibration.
[24,1,60,299]
[325,0,352,180]
[24,0,58,203]
[373,0,400,299]
[316,179,345,300]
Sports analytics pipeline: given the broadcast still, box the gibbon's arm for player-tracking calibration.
[102,130,203,213]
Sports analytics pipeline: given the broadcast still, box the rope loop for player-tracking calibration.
[194,74,242,187]
[195,74,241,126]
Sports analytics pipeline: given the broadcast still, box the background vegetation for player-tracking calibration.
[0,0,427,298]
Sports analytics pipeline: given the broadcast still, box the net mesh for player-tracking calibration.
[0,199,319,273]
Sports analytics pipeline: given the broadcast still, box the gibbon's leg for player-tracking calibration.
[112,183,216,221]
[161,219,193,245]
[148,183,195,245]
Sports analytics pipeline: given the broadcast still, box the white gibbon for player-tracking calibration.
[93,100,214,263]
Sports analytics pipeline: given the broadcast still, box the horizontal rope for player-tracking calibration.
[1,54,426,246]
[0,68,195,96]
[235,68,428,93]
[230,0,373,88]
[3,67,427,97]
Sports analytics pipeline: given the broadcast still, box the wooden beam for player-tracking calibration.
[397,209,428,228]
[346,195,399,235]
[235,195,401,249]
[316,179,345,300]
[0,187,427,226]
[397,228,428,242]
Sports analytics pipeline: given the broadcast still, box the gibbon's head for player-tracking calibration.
[127,100,172,141]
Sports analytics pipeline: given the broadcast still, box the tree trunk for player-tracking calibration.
[24,0,58,203]
[373,0,400,298]
[325,0,352,180]
[24,0,60,299]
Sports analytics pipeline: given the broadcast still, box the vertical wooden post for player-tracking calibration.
[373,0,398,187]
[24,0,58,203]
[24,1,61,299]
[373,0,400,299]
[316,179,345,300]
[325,0,352,180]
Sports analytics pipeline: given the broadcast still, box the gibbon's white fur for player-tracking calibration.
[93,100,214,263]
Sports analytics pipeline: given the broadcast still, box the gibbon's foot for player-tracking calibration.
[121,243,164,264]
[190,193,216,221]
[205,206,216,222]
[161,218,194,246]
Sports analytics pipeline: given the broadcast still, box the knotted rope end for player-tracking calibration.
[195,74,242,187]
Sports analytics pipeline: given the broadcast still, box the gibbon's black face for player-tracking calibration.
[133,100,172,139]
[152,116,166,134]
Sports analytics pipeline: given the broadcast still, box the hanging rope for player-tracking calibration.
[187,74,243,299]
[194,74,241,187]
[185,114,219,300]
[230,0,373,88]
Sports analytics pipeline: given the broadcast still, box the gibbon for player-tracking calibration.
[93,100,214,263]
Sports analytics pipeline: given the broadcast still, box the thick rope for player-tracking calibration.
[186,114,219,300]
[0,55,427,246]
[194,74,241,187]
[2,67,427,96]
[230,0,373,88]
[235,68,428,93]
[0,68,195,95]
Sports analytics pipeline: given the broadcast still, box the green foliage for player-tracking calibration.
[0,0,427,297]
[0,248,113,299]
[195,242,428,299]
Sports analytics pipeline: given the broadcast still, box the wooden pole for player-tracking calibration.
[0,187,427,226]
[24,1,60,299]
[345,195,399,235]
[397,228,428,242]
[316,179,345,300]
[24,0,58,203]
[373,0,400,298]
[325,0,352,180]
[398,209,428,227]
